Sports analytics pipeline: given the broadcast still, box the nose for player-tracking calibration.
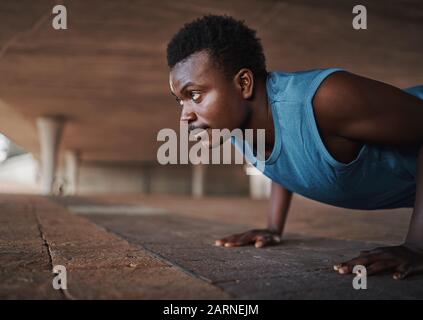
[180,105,197,123]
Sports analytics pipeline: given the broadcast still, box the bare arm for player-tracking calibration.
[314,71,423,279]
[267,181,292,235]
[405,146,423,246]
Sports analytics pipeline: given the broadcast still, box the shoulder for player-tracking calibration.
[312,70,423,143]
[268,69,346,103]
[311,70,388,136]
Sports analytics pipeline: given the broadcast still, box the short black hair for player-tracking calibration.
[167,15,267,80]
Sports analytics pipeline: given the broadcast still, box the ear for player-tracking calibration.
[234,69,254,99]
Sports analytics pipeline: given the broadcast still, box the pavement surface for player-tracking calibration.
[2,193,423,299]
[0,195,228,299]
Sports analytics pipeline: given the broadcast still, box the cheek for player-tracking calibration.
[197,90,242,127]
[196,92,221,121]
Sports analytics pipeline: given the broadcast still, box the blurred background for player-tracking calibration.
[0,0,422,198]
[1,1,422,300]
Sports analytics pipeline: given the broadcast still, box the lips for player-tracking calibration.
[189,123,210,139]
[189,123,209,132]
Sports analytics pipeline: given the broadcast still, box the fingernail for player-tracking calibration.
[215,241,222,246]
[333,264,341,271]
[224,243,232,247]
[339,267,347,274]
[393,273,402,280]
[255,241,263,248]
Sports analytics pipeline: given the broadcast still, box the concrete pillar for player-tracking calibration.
[245,163,271,199]
[192,164,205,197]
[65,150,79,195]
[36,116,64,195]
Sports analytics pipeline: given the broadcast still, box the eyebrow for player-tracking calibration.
[171,82,198,97]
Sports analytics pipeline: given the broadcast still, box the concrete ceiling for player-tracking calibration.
[0,0,422,162]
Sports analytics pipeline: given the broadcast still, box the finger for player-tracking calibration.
[334,259,367,274]
[255,234,281,248]
[393,263,423,280]
[215,234,240,246]
[254,235,270,248]
[225,233,255,247]
[335,247,390,270]
[393,264,410,280]
[224,240,245,247]
[334,256,374,274]
[224,242,243,247]
[214,239,225,246]
[272,234,282,243]
[215,238,230,246]
[366,260,398,276]
[254,235,271,248]
[229,232,256,247]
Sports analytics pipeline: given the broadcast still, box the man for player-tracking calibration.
[167,15,423,280]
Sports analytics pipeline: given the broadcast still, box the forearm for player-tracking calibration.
[405,145,423,246]
[267,181,293,234]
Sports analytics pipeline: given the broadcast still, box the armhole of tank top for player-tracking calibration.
[304,68,368,170]
[403,85,423,100]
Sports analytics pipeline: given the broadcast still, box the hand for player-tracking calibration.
[215,229,282,248]
[334,243,423,280]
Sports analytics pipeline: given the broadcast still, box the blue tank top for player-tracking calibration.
[232,68,422,210]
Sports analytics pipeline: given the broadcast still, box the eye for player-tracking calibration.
[190,91,201,103]
[175,97,183,107]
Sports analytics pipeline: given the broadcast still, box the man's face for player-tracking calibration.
[169,51,250,147]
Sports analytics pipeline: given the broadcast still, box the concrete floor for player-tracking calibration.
[1,193,423,299]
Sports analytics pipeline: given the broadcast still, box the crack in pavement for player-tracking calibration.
[33,204,76,300]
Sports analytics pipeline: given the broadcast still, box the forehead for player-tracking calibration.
[169,51,221,92]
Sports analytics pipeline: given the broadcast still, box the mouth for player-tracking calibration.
[189,124,211,140]
[188,123,210,132]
